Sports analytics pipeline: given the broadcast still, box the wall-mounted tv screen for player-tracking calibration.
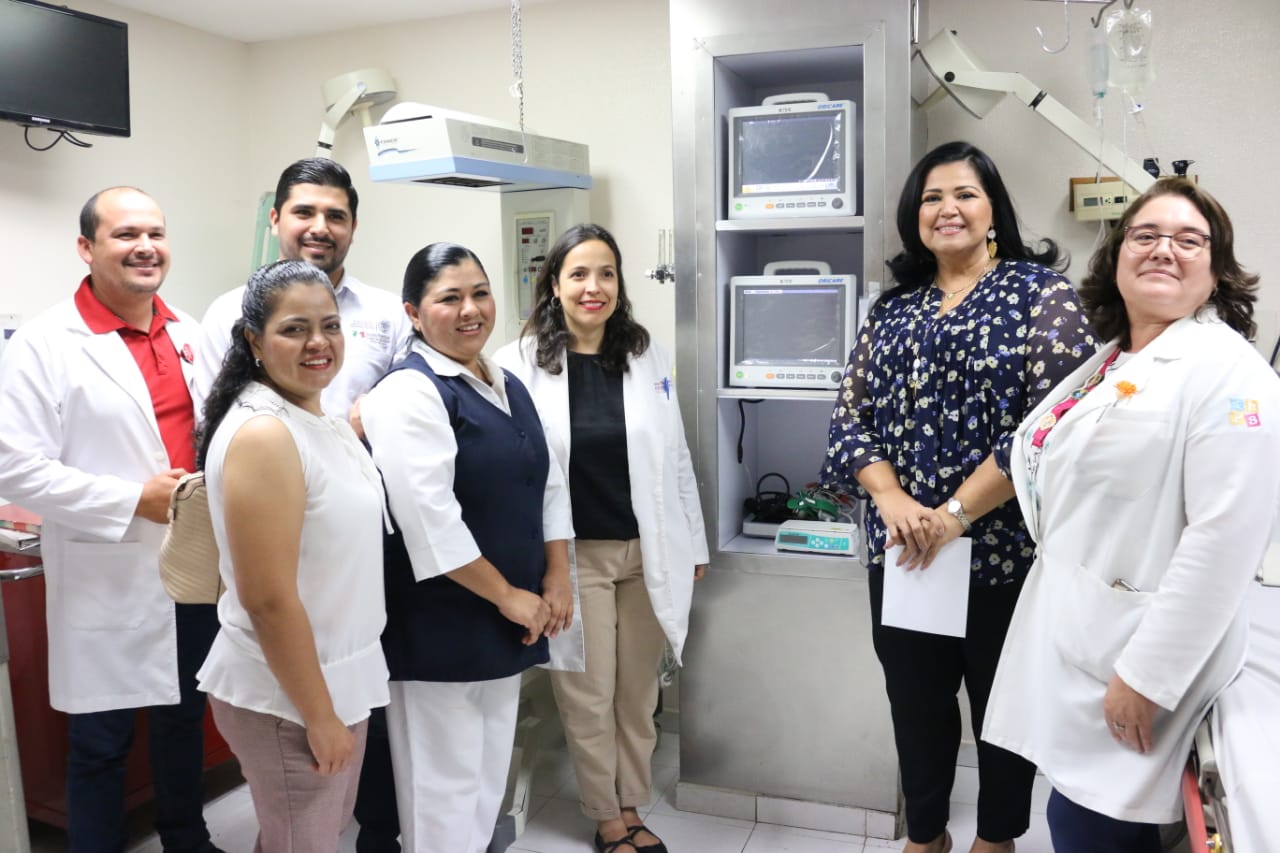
[0,0,130,137]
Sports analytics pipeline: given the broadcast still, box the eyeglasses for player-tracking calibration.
[1123,226,1211,259]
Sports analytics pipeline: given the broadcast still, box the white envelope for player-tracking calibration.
[882,538,972,638]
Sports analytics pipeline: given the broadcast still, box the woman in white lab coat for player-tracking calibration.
[495,224,709,853]
[983,178,1280,853]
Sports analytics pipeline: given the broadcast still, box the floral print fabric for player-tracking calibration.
[821,258,1099,584]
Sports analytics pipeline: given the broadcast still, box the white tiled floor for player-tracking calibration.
[30,733,1055,853]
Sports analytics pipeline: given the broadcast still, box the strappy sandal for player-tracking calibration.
[593,831,638,853]
[626,823,669,853]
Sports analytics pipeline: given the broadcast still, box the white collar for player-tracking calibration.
[331,270,364,302]
[411,339,503,382]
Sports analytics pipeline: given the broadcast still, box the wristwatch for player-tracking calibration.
[946,498,972,532]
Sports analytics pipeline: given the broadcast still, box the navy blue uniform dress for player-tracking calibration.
[380,351,551,682]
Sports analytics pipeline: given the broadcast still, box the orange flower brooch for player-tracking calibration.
[1115,380,1139,401]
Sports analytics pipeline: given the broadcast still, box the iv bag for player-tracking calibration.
[1105,5,1154,93]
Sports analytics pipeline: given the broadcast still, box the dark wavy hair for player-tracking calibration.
[401,242,488,344]
[887,141,1065,289]
[1078,177,1257,346]
[273,158,358,220]
[196,260,336,468]
[519,223,649,374]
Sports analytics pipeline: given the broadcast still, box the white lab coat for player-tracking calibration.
[0,298,206,714]
[983,311,1280,823]
[495,337,709,665]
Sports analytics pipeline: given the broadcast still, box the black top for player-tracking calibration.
[567,352,639,541]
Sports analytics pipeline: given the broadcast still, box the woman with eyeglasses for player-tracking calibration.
[983,177,1280,853]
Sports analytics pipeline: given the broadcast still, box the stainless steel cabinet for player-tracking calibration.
[669,0,922,836]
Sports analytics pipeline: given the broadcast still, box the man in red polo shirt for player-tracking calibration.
[0,187,222,852]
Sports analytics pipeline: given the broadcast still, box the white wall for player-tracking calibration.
[921,0,1280,355]
[5,0,1276,356]
[238,0,677,349]
[0,0,675,348]
[0,0,250,323]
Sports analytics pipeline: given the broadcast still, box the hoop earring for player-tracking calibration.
[254,357,262,368]
[550,295,561,309]
[987,227,998,260]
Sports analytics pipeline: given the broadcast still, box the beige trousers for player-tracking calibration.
[208,696,368,853]
[550,538,667,821]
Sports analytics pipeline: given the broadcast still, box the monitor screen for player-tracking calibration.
[735,111,845,197]
[735,286,845,366]
[0,0,130,137]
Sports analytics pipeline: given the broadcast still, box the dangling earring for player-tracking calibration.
[987,227,998,260]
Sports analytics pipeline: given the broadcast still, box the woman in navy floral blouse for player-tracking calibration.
[822,141,1098,853]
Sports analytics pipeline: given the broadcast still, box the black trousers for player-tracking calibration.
[66,603,220,853]
[868,570,1035,844]
[353,706,401,853]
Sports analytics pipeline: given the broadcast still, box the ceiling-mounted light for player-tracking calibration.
[315,67,397,159]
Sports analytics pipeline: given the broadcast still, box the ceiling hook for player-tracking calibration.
[1036,0,1071,53]
[1092,0,1119,28]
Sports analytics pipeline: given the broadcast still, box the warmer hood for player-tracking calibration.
[364,103,591,192]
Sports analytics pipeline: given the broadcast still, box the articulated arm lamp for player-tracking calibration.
[315,68,398,159]
[915,29,1154,194]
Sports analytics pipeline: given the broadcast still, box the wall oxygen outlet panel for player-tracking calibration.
[1070,177,1137,222]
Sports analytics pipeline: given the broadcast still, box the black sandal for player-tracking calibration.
[593,831,638,853]
[626,823,669,853]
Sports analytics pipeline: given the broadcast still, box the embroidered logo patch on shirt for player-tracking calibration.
[1228,398,1261,428]
[654,377,672,400]
[348,319,392,349]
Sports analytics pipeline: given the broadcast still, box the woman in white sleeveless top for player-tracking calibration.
[196,260,389,852]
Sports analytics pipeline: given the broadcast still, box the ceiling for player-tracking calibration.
[107,0,547,44]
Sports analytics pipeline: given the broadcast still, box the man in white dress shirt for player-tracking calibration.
[199,158,412,416]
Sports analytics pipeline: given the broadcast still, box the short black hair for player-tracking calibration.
[402,242,489,343]
[79,186,149,241]
[273,158,359,220]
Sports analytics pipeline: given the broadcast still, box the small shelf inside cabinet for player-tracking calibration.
[715,215,865,234]
[720,533,858,559]
[716,387,838,402]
